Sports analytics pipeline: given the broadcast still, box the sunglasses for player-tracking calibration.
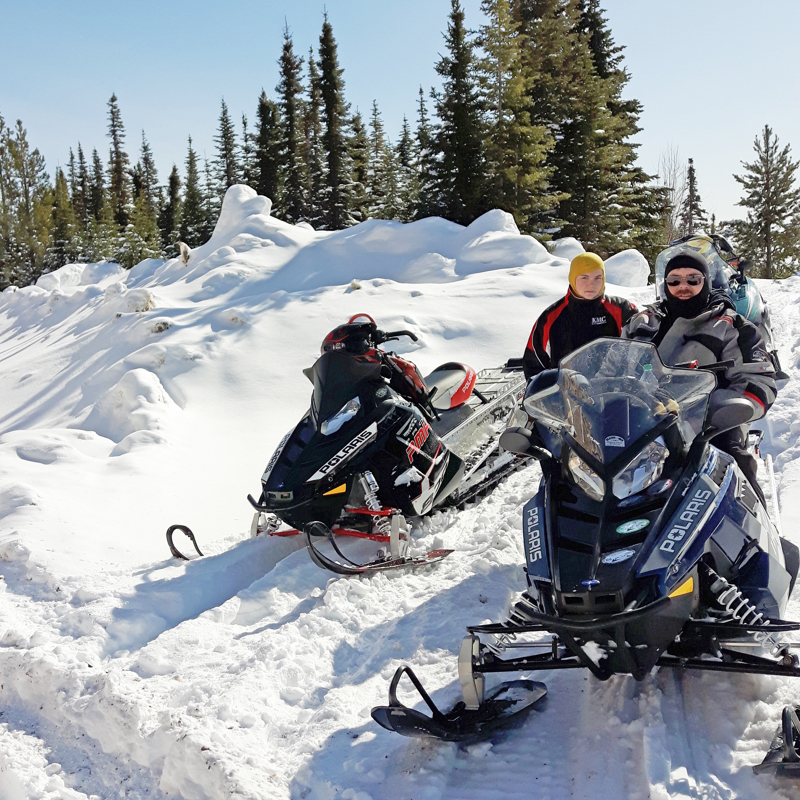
[665,275,704,287]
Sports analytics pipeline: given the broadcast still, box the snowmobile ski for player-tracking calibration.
[370,665,546,742]
[304,521,452,575]
[166,524,204,560]
[754,705,800,775]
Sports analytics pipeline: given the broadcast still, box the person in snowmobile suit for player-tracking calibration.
[623,251,777,503]
[321,315,430,407]
[522,253,637,380]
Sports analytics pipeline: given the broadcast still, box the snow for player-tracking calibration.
[605,248,651,288]
[0,184,797,798]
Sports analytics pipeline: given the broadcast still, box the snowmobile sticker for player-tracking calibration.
[659,485,713,553]
[523,493,549,580]
[405,421,432,463]
[601,548,636,565]
[616,519,649,534]
[307,423,378,482]
[605,436,625,447]
[262,429,293,483]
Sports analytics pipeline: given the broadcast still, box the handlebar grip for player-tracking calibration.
[379,329,419,342]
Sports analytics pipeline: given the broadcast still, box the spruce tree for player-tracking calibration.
[73,144,91,253]
[734,125,800,279]
[429,0,487,225]
[302,50,326,227]
[678,158,708,237]
[203,158,220,237]
[0,117,52,287]
[276,25,306,222]
[319,13,354,229]
[158,165,182,255]
[107,93,131,228]
[137,132,161,218]
[214,99,240,195]
[254,90,282,205]
[395,116,419,222]
[349,111,370,224]
[89,148,105,220]
[366,100,391,218]
[47,167,79,269]
[414,87,437,220]
[180,137,206,247]
[478,0,555,231]
[241,113,254,187]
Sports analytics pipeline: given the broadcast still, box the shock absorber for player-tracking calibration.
[706,567,785,657]
[361,471,390,535]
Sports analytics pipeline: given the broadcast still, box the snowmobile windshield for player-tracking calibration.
[655,236,734,299]
[523,338,715,461]
[307,350,384,431]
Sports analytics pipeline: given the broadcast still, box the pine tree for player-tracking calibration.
[203,158,220,237]
[89,148,105,220]
[0,117,53,288]
[241,113,255,187]
[119,193,163,269]
[429,0,487,225]
[47,167,79,269]
[72,143,91,255]
[158,165,182,255]
[734,125,800,279]
[107,93,131,228]
[276,26,306,222]
[349,111,369,224]
[214,99,240,195]
[366,100,392,218]
[180,137,206,247]
[395,116,418,222]
[678,158,708,237]
[254,90,282,205]
[414,87,437,220]
[319,13,354,229]
[478,0,555,232]
[302,50,326,227]
[137,131,161,218]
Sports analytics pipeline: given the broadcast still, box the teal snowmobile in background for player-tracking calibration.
[655,234,789,380]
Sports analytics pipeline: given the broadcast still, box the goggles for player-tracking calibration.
[665,274,705,287]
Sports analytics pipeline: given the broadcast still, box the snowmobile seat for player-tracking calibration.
[424,362,476,410]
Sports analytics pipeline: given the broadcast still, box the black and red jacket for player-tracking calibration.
[522,291,637,379]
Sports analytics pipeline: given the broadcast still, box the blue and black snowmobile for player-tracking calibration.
[372,338,800,774]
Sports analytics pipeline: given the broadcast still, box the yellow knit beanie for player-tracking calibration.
[569,252,605,294]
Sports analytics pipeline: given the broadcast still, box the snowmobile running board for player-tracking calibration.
[370,665,546,742]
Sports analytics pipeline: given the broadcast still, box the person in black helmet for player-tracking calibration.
[623,251,777,502]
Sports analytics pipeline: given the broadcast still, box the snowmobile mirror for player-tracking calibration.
[499,427,549,460]
[738,258,752,276]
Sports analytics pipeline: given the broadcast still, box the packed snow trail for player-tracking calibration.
[0,187,798,798]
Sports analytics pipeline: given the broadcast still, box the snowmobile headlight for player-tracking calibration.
[567,451,605,502]
[612,437,669,500]
[320,396,361,436]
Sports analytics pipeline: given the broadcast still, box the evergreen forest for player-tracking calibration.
[2,0,798,289]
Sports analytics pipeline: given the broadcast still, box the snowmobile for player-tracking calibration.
[655,234,788,380]
[240,314,527,575]
[372,337,800,774]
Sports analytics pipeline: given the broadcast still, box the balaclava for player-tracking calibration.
[569,252,605,298]
[663,253,711,319]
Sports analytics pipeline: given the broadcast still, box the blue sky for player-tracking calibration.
[1,0,797,225]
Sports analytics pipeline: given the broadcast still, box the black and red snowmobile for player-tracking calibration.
[372,338,800,774]
[240,314,527,574]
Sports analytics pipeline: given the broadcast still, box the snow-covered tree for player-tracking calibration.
[214,99,240,195]
[678,158,708,237]
[180,137,206,247]
[106,93,131,228]
[734,125,800,279]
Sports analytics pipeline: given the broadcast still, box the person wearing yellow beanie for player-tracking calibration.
[521,252,637,380]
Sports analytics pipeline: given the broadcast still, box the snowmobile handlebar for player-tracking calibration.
[376,329,419,344]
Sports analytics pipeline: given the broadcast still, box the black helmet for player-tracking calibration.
[321,314,378,355]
